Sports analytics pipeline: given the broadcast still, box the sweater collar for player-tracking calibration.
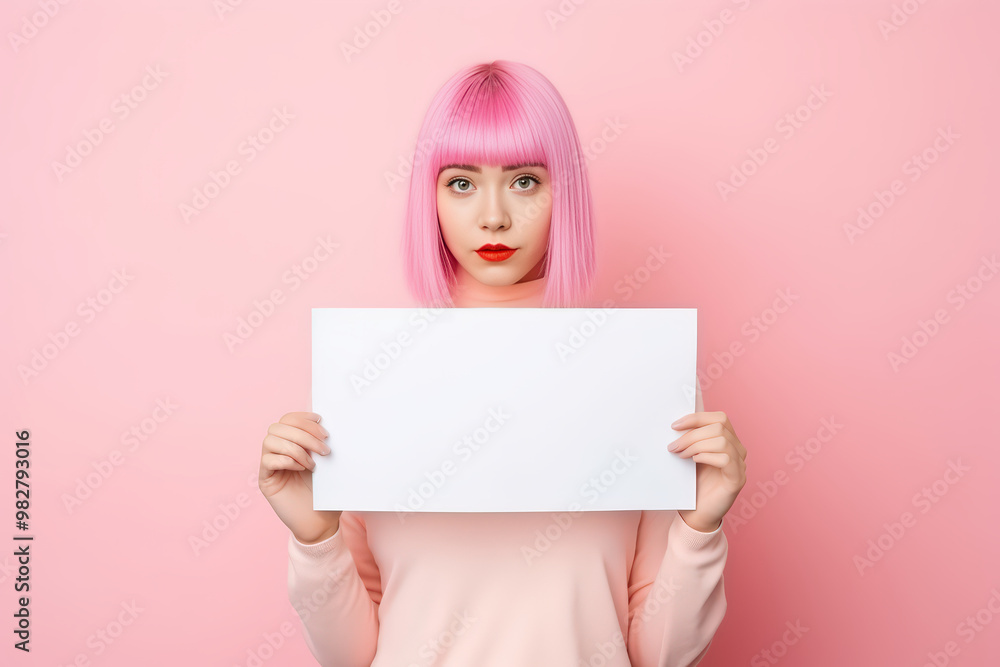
[450,264,547,307]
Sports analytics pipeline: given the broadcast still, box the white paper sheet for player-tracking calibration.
[311,307,697,513]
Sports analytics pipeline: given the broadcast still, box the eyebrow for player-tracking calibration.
[438,162,546,176]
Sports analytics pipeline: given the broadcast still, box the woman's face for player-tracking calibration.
[436,162,551,286]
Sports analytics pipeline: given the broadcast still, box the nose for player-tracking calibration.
[479,186,510,231]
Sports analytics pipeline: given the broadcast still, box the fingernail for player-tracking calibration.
[671,417,685,429]
[319,425,330,437]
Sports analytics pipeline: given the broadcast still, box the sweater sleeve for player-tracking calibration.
[286,511,381,666]
[625,376,729,667]
[626,511,728,666]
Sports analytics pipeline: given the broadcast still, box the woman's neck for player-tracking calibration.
[451,264,547,307]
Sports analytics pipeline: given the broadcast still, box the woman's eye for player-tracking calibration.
[448,178,472,192]
[514,175,539,191]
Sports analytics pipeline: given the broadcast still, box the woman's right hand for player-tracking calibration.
[258,411,342,545]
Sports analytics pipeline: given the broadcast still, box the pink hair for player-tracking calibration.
[400,60,596,308]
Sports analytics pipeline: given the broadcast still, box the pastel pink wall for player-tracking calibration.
[3,0,998,665]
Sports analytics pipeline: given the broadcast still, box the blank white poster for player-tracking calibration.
[311,307,697,513]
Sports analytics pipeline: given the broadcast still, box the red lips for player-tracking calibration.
[476,244,516,262]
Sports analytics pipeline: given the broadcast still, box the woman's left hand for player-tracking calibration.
[668,410,748,533]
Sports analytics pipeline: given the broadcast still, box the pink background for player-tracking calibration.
[3,0,999,665]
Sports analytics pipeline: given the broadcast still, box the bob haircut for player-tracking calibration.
[401,60,595,308]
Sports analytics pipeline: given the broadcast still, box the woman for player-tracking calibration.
[258,60,748,667]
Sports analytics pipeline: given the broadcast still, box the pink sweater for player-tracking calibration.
[287,272,728,666]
